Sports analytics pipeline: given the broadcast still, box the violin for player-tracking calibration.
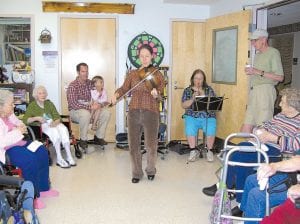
[109,65,160,107]
[137,65,160,91]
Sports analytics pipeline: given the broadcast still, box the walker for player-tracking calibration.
[216,133,270,224]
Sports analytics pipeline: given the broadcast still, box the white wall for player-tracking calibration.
[1,0,209,132]
[292,32,300,89]
[210,0,282,17]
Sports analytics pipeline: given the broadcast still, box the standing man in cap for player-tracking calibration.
[241,28,284,133]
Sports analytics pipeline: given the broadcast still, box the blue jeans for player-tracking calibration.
[240,173,288,224]
[226,142,281,202]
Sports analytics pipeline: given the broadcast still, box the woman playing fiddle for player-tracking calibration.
[181,69,217,162]
[111,44,165,183]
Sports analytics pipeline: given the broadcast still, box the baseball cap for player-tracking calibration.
[249,29,269,40]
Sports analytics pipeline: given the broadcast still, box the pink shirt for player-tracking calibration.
[1,117,26,150]
[91,89,108,104]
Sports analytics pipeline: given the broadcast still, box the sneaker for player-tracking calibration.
[188,149,200,162]
[206,150,214,162]
[202,184,217,196]
[67,158,77,167]
[94,136,108,145]
[34,198,46,209]
[40,189,59,198]
[79,140,88,149]
[56,159,71,168]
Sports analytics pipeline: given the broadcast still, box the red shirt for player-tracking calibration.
[67,78,93,111]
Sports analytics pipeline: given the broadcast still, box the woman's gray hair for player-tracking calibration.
[0,89,14,107]
[280,88,300,112]
[32,85,48,99]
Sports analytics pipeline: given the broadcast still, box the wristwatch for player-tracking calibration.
[260,71,265,77]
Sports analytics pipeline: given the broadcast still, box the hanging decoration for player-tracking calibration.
[127,31,164,68]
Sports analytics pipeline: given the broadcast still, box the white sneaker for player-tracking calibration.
[206,150,214,162]
[188,150,200,162]
[56,159,71,168]
[67,158,77,167]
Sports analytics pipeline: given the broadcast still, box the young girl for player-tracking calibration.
[90,76,110,131]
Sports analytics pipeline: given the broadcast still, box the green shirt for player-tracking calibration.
[23,100,61,125]
[250,47,284,87]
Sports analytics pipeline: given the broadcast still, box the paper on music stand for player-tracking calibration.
[192,96,224,112]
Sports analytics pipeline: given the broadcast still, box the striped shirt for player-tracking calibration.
[67,78,93,111]
[262,113,300,153]
[115,69,165,114]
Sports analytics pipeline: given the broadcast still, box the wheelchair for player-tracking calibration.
[26,115,83,164]
[0,164,39,224]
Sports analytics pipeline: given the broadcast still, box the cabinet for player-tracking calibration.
[0,22,31,65]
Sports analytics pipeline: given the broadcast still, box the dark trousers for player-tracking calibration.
[128,109,159,179]
[7,141,50,197]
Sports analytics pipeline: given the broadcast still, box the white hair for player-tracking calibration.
[32,85,48,100]
[0,89,13,107]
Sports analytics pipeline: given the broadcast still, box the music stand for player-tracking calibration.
[192,95,224,158]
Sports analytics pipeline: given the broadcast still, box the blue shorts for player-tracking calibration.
[184,115,216,136]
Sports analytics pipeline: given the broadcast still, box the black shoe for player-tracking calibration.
[147,175,155,180]
[94,136,108,145]
[79,140,88,149]
[202,184,217,196]
[228,192,236,200]
[131,178,140,183]
[231,206,243,217]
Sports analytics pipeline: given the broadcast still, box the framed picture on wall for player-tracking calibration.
[212,26,238,84]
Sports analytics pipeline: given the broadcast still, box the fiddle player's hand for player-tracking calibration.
[151,88,158,98]
[110,93,118,105]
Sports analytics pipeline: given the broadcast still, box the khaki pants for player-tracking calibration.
[244,84,276,126]
[127,109,159,179]
[70,108,110,140]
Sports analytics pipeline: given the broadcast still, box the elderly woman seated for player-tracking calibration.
[23,85,76,168]
[203,88,300,211]
[241,154,300,224]
[0,89,58,209]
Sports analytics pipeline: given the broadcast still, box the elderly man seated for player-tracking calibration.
[67,63,111,149]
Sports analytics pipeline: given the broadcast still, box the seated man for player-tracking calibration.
[239,154,300,224]
[181,69,217,162]
[67,62,111,149]
[202,88,300,204]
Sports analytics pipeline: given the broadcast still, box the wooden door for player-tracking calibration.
[205,10,251,141]
[170,21,206,140]
[60,17,116,142]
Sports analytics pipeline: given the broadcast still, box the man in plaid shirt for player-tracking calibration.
[67,63,110,149]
